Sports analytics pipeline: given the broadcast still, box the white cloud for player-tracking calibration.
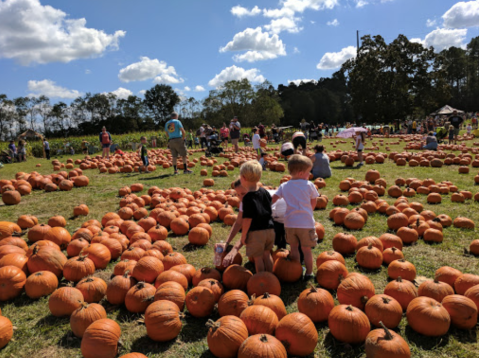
[327,19,339,26]
[411,28,467,52]
[0,0,125,65]
[184,86,191,91]
[426,19,437,27]
[264,17,303,34]
[194,85,206,92]
[293,47,300,53]
[220,27,286,62]
[310,20,316,24]
[288,79,317,85]
[118,56,183,84]
[107,87,133,100]
[28,79,82,99]
[263,0,339,18]
[443,1,479,29]
[231,5,261,17]
[208,65,265,88]
[85,69,91,75]
[317,46,356,70]
[138,90,147,96]
[356,0,369,7]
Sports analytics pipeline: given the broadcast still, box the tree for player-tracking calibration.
[49,102,70,136]
[0,94,16,141]
[143,84,180,125]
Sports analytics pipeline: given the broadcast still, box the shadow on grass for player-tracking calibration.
[35,314,69,328]
[331,166,361,170]
[182,243,206,252]
[57,330,81,349]
[280,279,309,307]
[354,264,382,274]
[323,331,365,358]
[10,295,40,308]
[129,335,176,356]
[140,174,173,180]
[405,325,450,350]
[180,315,215,343]
[449,326,477,344]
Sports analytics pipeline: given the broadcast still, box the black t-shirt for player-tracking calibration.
[449,116,463,128]
[242,187,274,232]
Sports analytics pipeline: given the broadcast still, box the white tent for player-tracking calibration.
[430,105,464,116]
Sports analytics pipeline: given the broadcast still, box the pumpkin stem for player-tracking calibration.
[308,283,318,292]
[123,270,131,278]
[137,282,146,289]
[397,276,403,282]
[381,297,391,304]
[346,305,354,311]
[263,292,270,298]
[205,319,220,331]
[259,334,269,343]
[142,296,155,303]
[367,244,373,249]
[360,296,369,304]
[379,321,393,340]
[32,246,39,255]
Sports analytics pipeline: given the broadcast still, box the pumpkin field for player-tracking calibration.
[1,134,479,358]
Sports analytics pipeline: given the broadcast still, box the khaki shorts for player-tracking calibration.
[454,127,460,136]
[285,228,318,248]
[231,138,239,145]
[169,138,187,158]
[245,229,274,258]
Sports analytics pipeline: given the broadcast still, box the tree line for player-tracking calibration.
[1,34,478,141]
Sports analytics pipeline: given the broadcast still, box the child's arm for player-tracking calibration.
[226,212,243,245]
[271,194,280,204]
[240,218,252,245]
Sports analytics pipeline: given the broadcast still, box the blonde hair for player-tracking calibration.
[288,154,312,174]
[240,160,262,183]
[449,125,454,130]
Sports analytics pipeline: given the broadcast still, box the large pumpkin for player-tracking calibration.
[441,295,478,329]
[222,265,252,290]
[418,279,454,302]
[76,277,107,303]
[297,284,335,322]
[206,316,249,358]
[337,273,375,310]
[154,281,186,311]
[81,319,121,358]
[218,290,249,317]
[106,272,137,306]
[246,272,281,297]
[365,322,411,358]
[253,292,287,320]
[70,302,107,338]
[0,265,26,301]
[274,313,318,356]
[384,277,418,311]
[144,300,182,342]
[238,334,287,358]
[186,286,216,318]
[406,297,450,336]
[328,304,371,344]
[240,305,278,335]
[272,256,302,283]
[49,287,84,317]
[365,294,403,329]
[63,255,96,283]
[316,260,349,290]
[25,271,58,299]
[131,256,164,283]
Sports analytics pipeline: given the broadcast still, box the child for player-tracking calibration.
[355,131,365,167]
[194,135,199,148]
[187,129,194,149]
[252,128,261,158]
[272,155,319,280]
[70,146,75,155]
[138,136,150,173]
[115,147,125,156]
[81,139,89,155]
[237,161,275,273]
[448,125,455,144]
[259,152,268,170]
[467,123,472,135]
[222,178,285,270]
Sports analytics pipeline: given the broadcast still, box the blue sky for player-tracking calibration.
[1,0,478,102]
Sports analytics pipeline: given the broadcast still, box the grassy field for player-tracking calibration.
[0,137,479,358]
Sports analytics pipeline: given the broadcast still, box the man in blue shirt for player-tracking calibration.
[164,112,192,175]
[8,140,16,162]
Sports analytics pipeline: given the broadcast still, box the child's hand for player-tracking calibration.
[241,236,246,246]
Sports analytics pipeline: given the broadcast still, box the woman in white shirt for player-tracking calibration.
[355,131,366,167]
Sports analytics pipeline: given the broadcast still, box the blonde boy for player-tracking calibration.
[239,160,274,273]
[272,155,318,279]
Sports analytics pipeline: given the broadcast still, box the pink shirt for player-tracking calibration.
[220,127,229,138]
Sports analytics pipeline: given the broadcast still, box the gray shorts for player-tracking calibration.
[169,138,187,158]
[454,127,460,136]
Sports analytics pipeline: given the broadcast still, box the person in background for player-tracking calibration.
[70,146,75,155]
[165,112,192,175]
[198,124,207,149]
[355,130,366,167]
[472,115,478,130]
[194,135,199,148]
[252,127,261,158]
[311,145,331,179]
[187,129,194,149]
[115,147,125,156]
[81,139,89,155]
[448,110,464,144]
[271,124,279,143]
[8,140,16,162]
[259,152,268,170]
[300,119,309,138]
[17,140,26,162]
[230,116,241,153]
[138,136,150,173]
[99,126,112,159]
[412,120,417,133]
[220,122,229,148]
[292,131,306,155]
[422,132,438,151]
[258,123,265,138]
[272,155,319,280]
[42,138,50,160]
[281,141,294,160]
[467,123,472,135]
[448,125,455,145]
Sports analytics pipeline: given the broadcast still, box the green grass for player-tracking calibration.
[1,138,479,358]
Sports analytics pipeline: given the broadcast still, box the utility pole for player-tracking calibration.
[357,30,360,55]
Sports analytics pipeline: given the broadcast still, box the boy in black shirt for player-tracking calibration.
[138,136,150,173]
[240,160,274,273]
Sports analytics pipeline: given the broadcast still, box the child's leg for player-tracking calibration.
[289,243,300,262]
[273,221,286,249]
[299,244,304,263]
[302,247,313,275]
[262,250,273,272]
[254,256,265,273]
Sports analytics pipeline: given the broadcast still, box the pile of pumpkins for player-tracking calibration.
[0,170,90,206]
[391,150,479,173]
